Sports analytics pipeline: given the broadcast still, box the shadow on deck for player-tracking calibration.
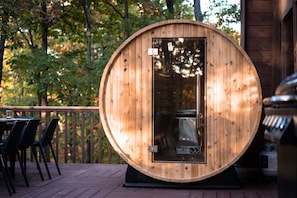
[0,163,277,198]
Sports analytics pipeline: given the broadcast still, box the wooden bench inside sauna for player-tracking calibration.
[99,20,262,187]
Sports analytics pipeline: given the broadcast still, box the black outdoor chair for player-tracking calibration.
[33,118,61,179]
[18,119,44,181]
[0,121,28,194]
[0,121,13,196]
[0,155,13,195]
[0,121,6,142]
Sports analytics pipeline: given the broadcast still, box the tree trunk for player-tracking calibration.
[166,0,174,17]
[81,0,92,65]
[81,0,92,106]
[0,33,5,87]
[40,0,48,106]
[41,1,48,52]
[194,0,203,22]
[123,0,129,39]
[0,9,9,87]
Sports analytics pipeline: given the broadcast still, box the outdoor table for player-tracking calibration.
[0,117,33,128]
[0,117,34,122]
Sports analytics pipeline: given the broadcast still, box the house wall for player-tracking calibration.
[241,0,297,167]
[240,0,274,167]
[243,0,296,96]
[243,0,274,98]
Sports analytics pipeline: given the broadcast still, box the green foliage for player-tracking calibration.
[1,0,241,106]
[5,48,100,106]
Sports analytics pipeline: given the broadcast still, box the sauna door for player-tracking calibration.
[152,37,206,163]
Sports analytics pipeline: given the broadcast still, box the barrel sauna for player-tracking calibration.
[99,20,262,183]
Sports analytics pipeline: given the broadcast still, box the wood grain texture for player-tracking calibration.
[99,20,262,183]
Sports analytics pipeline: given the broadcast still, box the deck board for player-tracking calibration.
[0,163,277,198]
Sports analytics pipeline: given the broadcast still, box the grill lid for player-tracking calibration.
[275,72,297,95]
[263,72,297,107]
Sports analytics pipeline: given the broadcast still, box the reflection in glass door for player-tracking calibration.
[152,37,206,163]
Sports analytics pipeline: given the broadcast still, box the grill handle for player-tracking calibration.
[263,95,297,107]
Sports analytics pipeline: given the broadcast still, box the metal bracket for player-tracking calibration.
[148,145,158,153]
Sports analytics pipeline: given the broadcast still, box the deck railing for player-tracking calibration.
[0,106,124,164]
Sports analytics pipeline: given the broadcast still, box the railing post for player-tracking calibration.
[72,112,77,163]
[64,113,68,163]
[81,113,86,163]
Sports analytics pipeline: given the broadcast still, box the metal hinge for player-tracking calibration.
[148,145,158,153]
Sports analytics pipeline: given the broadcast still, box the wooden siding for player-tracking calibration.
[243,0,297,167]
[99,20,262,183]
[244,0,274,98]
[244,0,296,95]
[241,0,275,167]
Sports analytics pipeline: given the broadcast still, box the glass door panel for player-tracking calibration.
[152,37,206,163]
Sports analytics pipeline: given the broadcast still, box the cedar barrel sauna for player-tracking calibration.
[99,20,262,184]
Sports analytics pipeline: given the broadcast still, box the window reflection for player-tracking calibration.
[152,37,206,163]
[153,37,204,78]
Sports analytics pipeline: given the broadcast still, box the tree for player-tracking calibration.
[194,0,203,21]
[1,0,73,105]
[166,0,175,17]
[80,0,93,106]
[0,8,8,86]
[1,1,197,106]
[0,0,22,86]
[40,1,49,106]
[3,0,104,106]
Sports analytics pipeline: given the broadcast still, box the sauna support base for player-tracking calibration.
[124,165,241,189]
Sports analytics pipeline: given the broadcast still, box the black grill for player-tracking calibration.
[263,72,297,198]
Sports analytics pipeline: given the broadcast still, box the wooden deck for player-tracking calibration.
[0,163,277,198]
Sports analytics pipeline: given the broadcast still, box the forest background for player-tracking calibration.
[0,0,240,107]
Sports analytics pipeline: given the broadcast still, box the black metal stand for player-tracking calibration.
[124,165,240,189]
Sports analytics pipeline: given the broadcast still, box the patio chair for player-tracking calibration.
[18,119,44,181]
[0,156,13,195]
[0,121,13,195]
[33,118,61,179]
[0,121,6,141]
[0,121,29,191]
